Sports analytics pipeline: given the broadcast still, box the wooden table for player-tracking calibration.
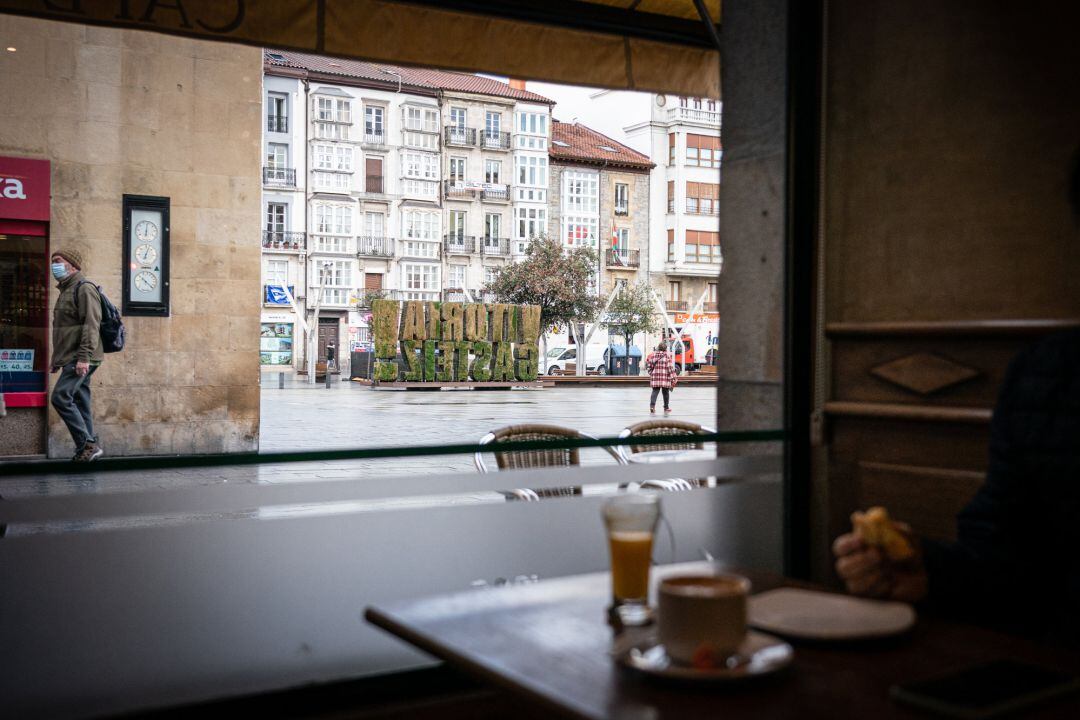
[365,562,1080,720]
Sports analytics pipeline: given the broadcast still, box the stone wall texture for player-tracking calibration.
[0,15,263,457]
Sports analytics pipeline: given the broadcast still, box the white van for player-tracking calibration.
[542,345,608,375]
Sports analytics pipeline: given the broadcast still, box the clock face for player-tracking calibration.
[134,243,158,265]
[135,220,159,243]
[134,270,158,292]
[655,95,667,107]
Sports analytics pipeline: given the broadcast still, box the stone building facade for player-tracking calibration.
[0,15,262,457]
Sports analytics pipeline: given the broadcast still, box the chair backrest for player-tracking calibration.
[618,419,712,457]
[474,424,624,472]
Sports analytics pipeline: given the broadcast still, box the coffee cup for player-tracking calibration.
[658,573,750,666]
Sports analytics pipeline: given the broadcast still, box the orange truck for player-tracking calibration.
[672,334,697,373]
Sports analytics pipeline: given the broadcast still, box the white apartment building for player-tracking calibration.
[260,53,554,372]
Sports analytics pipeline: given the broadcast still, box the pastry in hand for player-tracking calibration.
[850,506,915,562]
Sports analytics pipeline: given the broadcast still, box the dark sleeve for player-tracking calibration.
[76,283,102,362]
[920,348,1035,620]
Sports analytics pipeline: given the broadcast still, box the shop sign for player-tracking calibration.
[673,312,720,325]
[264,284,294,305]
[0,157,50,221]
[0,349,34,372]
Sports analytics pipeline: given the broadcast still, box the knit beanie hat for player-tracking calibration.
[54,247,83,270]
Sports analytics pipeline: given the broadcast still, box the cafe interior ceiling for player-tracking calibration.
[0,0,720,97]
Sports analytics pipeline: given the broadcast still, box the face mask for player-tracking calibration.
[51,263,69,280]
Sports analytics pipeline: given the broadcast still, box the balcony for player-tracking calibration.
[364,175,385,195]
[445,126,477,147]
[267,115,288,133]
[444,234,479,255]
[703,301,718,312]
[357,236,394,258]
[443,288,495,303]
[615,205,629,217]
[666,300,689,312]
[481,237,511,257]
[262,231,305,251]
[262,167,296,187]
[362,132,387,148]
[605,249,640,268]
[444,180,478,200]
[666,106,721,126]
[481,184,511,202]
[480,131,511,150]
[355,289,405,308]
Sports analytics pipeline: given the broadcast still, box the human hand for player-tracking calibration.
[75,361,90,376]
[833,524,928,603]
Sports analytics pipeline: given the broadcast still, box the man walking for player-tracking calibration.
[645,341,678,415]
[50,248,104,461]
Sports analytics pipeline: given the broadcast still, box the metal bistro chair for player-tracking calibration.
[474,424,625,500]
[616,419,716,491]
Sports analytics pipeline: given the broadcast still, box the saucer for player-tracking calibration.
[616,630,793,681]
[748,588,916,640]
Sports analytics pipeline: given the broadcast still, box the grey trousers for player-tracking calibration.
[649,386,671,410]
[51,364,98,451]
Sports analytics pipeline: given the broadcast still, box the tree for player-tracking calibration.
[602,281,662,375]
[485,235,603,374]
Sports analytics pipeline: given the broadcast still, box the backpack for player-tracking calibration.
[76,280,126,353]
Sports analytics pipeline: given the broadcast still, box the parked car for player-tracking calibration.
[543,345,608,375]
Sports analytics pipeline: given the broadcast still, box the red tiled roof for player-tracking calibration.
[264,50,552,104]
[394,68,553,104]
[549,121,654,171]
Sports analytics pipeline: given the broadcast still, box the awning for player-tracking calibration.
[0,0,720,97]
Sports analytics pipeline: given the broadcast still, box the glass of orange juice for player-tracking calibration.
[602,492,661,626]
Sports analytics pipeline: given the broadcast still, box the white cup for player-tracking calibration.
[658,573,750,666]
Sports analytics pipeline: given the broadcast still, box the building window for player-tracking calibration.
[707,99,718,112]
[686,230,721,263]
[484,266,499,286]
[365,157,384,193]
[403,210,439,240]
[401,180,438,198]
[266,259,288,287]
[693,98,702,110]
[448,210,467,240]
[312,171,350,192]
[679,97,688,108]
[450,106,467,129]
[686,182,720,214]
[564,218,597,248]
[485,111,501,139]
[686,134,722,168]
[365,272,383,290]
[516,111,548,136]
[364,105,384,139]
[403,131,438,150]
[667,181,675,214]
[516,155,548,187]
[516,207,547,242]
[315,121,349,141]
[563,170,599,214]
[266,143,288,169]
[613,227,630,252]
[708,282,718,302]
[402,263,440,297]
[669,280,681,301]
[316,97,351,123]
[668,133,676,165]
[614,183,629,215]
[402,240,439,259]
[404,106,439,133]
[485,159,502,184]
[447,264,467,290]
[363,212,385,237]
[404,152,438,180]
[449,156,467,183]
[267,92,288,133]
[667,229,675,262]
[314,204,352,235]
[266,203,286,233]
[485,213,502,241]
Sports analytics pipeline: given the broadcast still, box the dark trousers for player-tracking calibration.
[51,364,98,451]
[649,386,671,410]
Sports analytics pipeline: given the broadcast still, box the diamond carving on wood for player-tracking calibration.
[871,353,980,396]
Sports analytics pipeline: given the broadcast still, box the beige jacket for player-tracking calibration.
[51,272,103,368]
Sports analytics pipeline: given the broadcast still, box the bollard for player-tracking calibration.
[325,366,332,389]
[278,372,284,389]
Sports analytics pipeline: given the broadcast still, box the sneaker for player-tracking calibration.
[649,406,656,414]
[75,442,104,462]
[664,407,672,415]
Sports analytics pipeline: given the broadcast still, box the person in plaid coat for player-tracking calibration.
[645,341,678,414]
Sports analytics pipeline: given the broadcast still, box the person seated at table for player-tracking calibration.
[833,156,1080,647]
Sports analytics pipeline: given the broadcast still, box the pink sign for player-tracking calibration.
[0,156,50,222]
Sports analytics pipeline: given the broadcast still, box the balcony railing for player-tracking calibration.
[481,237,511,257]
[703,301,718,312]
[357,236,394,257]
[262,167,296,187]
[362,132,387,146]
[444,234,478,255]
[444,180,478,200]
[267,115,288,133]
[481,184,511,202]
[442,288,496,303]
[481,131,511,150]
[355,289,406,308]
[605,249,640,268]
[365,175,385,194]
[262,231,305,251]
[666,107,721,126]
[615,205,629,216]
[666,300,689,312]
[444,126,476,146]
